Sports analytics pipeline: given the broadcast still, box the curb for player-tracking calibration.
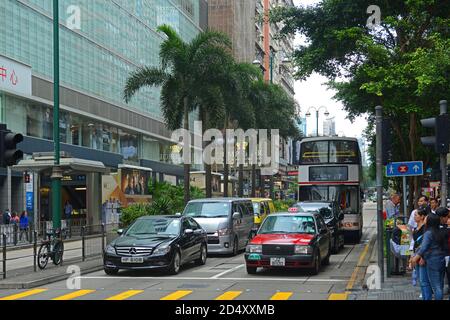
[346,231,377,292]
[0,260,104,289]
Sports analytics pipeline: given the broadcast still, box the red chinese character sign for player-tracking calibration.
[0,55,31,96]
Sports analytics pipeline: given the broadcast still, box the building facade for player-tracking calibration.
[208,0,296,198]
[0,0,206,225]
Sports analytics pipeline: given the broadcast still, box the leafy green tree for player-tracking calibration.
[271,0,450,211]
[123,25,232,204]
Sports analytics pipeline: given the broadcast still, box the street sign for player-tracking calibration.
[386,161,424,177]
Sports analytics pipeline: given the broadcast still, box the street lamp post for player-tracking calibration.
[305,106,330,136]
[52,0,62,231]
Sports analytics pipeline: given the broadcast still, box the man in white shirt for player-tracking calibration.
[407,195,429,232]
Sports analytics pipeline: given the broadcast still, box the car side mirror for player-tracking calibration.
[184,229,194,236]
[117,229,124,236]
[339,213,344,221]
[194,229,203,235]
[233,212,241,220]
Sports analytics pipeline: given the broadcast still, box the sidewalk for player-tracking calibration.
[352,239,449,300]
[0,257,103,289]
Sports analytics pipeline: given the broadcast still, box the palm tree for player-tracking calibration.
[123,25,232,204]
[248,81,301,198]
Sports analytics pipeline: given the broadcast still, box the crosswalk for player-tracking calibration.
[0,288,350,301]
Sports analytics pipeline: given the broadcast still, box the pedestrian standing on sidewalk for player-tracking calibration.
[19,211,29,241]
[429,198,439,214]
[3,209,11,225]
[408,196,428,232]
[412,212,449,300]
[10,212,19,225]
[386,193,401,219]
[409,206,428,286]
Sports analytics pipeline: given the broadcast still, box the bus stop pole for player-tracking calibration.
[376,106,385,284]
[403,176,407,218]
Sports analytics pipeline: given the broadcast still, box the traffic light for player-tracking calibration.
[0,124,24,167]
[382,118,393,165]
[420,114,450,154]
[24,172,31,183]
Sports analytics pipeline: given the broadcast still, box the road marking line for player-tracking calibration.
[346,242,370,290]
[328,293,348,300]
[160,290,193,300]
[215,291,242,300]
[52,290,96,300]
[80,276,345,282]
[270,292,293,300]
[105,290,144,300]
[211,264,245,279]
[0,289,48,300]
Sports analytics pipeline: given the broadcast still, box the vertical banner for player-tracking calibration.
[25,173,34,212]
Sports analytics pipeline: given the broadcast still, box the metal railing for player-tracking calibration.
[0,223,119,280]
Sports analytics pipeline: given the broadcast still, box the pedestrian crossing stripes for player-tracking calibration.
[270,292,293,300]
[105,290,144,300]
[0,289,48,300]
[0,289,348,301]
[160,290,193,300]
[215,291,242,300]
[52,290,95,300]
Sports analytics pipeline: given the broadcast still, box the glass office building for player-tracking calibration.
[0,0,205,221]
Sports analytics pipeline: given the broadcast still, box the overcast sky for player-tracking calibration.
[292,0,368,139]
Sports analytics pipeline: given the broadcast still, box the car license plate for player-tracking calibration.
[270,258,285,266]
[121,257,144,264]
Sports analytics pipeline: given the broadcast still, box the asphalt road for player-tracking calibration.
[0,203,377,301]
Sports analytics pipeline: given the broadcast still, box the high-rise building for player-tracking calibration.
[323,117,336,136]
[0,0,206,223]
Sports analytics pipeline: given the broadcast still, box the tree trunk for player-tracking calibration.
[251,165,256,197]
[203,111,212,198]
[223,115,229,197]
[183,97,190,205]
[238,164,244,197]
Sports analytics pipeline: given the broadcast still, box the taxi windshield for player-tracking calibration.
[258,215,316,235]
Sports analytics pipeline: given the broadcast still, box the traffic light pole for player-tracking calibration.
[440,100,448,205]
[52,0,62,231]
[375,106,385,284]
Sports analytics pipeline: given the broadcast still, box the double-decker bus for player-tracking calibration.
[297,137,364,242]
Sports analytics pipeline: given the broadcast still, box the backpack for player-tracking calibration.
[3,213,11,224]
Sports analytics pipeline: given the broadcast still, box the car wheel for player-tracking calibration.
[246,265,257,274]
[309,251,320,276]
[232,237,239,256]
[168,251,181,275]
[195,244,207,266]
[104,267,119,275]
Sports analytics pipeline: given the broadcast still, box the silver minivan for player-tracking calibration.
[182,198,254,255]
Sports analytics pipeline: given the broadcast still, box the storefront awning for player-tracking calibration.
[12,157,109,174]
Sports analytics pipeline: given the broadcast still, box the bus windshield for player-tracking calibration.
[300,140,359,164]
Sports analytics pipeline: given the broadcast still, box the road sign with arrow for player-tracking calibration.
[386,161,424,177]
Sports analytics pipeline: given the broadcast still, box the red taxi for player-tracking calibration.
[244,212,331,275]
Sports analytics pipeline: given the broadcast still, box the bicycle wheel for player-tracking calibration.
[53,241,64,265]
[37,243,50,270]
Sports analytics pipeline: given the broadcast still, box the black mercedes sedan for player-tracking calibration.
[103,215,207,275]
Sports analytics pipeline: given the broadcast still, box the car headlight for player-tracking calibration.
[153,245,171,255]
[105,245,115,254]
[295,245,313,255]
[246,245,262,253]
[218,228,232,236]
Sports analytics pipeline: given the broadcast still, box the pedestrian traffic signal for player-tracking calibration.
[0,124,24,167]
[420,114,450,154]
[24,172,31,183]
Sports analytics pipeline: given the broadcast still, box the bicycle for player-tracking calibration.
[37,229,64,270]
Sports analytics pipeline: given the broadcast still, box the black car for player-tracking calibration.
[103,215,207,275]
[289,201,345,253]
